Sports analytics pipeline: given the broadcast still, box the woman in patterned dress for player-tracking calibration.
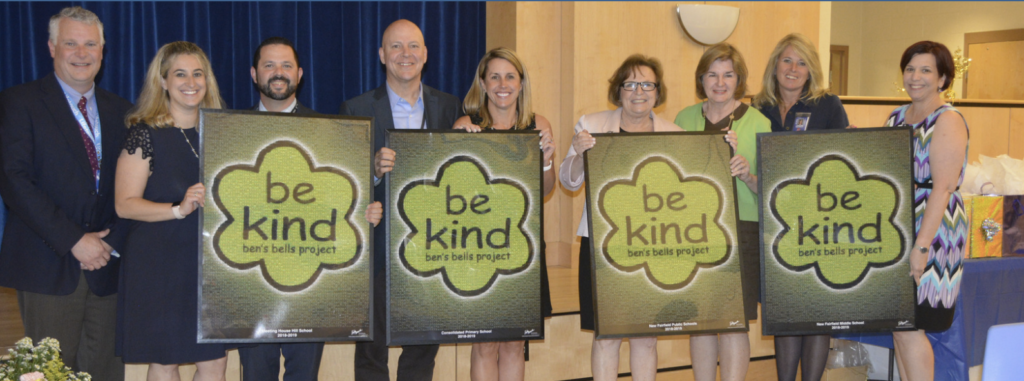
[884,41,969,381]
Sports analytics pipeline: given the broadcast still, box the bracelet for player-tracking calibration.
[543,160,553,172]
[171,203,185,220]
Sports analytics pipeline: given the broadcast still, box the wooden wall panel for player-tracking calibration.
[572,1,705,120]
[718,2,821,98]
[964,40,1024,100]
[554,2,578,270]
[485,2,516,51]
[842,103,1015,164]
[958,107,1011,164]
[514,2,572,268]
[1011,108,1024,159]
[843,103,899,128]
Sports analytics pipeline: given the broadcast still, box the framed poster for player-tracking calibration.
[584,131,747,339]
[758,127,917,335]
[386,130,544,345]
[198,109,374,342]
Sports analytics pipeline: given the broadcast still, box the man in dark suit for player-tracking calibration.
[0,7,132,380]
[339,19,462,381]
[239,37,324,381]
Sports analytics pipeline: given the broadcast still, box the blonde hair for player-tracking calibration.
[462,47,534,130]
[753,33,829,108]
[126,41,224,128]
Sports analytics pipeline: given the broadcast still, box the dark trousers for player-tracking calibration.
[17,273,123,380]
[353,270,438,381]
[239,342,325,381]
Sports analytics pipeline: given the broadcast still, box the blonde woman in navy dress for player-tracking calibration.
[114,41,229,380]
[752,33,849,381]
[453,47,556,381]
[884,41,968,381]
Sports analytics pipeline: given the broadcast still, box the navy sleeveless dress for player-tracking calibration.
[116,124,232,364]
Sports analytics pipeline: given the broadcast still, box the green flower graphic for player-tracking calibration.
[597,157,731,290]
[770,155,905,289]
[398,156,532,296]
[212,141,361,292]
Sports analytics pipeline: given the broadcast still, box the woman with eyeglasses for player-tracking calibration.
[560,54,681,381]
[673,42,770,381]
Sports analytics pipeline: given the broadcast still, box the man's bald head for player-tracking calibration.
[379,19,427,87]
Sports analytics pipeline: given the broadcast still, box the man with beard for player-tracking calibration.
[249,37,314,114]
[239,36,323,380]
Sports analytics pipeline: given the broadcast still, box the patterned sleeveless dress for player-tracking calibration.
[885,104,969,331]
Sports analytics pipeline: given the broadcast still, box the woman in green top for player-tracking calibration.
[673,42,771,381]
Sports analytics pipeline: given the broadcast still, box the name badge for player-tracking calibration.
[794,112,811,131]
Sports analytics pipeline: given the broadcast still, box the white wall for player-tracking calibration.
[830,1,1024,98]
[830,1,864,96]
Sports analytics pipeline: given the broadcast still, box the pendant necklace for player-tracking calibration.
[180,127,199,159]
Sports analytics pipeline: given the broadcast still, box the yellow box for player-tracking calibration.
[966,195,1003,258]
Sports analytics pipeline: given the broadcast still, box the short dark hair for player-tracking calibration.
[900,41,954,91]
[607,54,666,108]
[252,37,300,69]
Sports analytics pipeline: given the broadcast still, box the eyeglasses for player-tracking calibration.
[621,81,658,92]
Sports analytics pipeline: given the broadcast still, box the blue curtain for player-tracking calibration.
[0,1,487,112]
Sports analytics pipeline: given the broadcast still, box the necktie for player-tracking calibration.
[76,96,99,175]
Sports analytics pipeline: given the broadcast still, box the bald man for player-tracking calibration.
[339,19,462,381]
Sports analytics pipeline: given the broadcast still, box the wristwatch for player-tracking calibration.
[916,245,928,254]
[171,201,185,220]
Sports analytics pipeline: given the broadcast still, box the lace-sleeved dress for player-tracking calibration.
[116,124,232,363]
[885,104,969,331]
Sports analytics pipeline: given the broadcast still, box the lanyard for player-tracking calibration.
[63,93,102,190]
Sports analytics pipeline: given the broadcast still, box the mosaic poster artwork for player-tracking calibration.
[758,127,917,335]
[584,132,746,339]
[387,130,544,345]
[199,110,373,342]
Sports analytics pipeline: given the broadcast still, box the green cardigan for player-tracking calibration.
[673,103,771,222]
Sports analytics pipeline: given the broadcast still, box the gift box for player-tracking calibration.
[964,195,1024,258]
[1004,196,1024,257]
[965,195,1003,259]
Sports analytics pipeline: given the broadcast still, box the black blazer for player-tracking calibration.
[249,100,318,115]
[338,83,462,273]
[0,73,133,296]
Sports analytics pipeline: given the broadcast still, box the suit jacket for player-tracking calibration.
[249,100,317,115]
[338,83,463,273]
[0,73,134,296]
